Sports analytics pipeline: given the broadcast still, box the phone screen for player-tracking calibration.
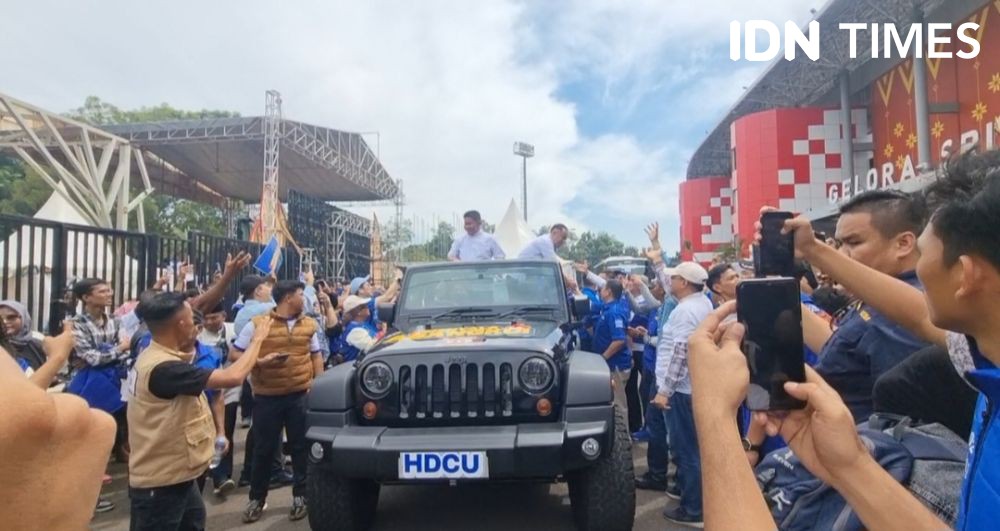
[736,278,806,411]
[758,211,795,277]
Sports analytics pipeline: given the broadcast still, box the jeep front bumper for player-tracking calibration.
[305,405,615,481]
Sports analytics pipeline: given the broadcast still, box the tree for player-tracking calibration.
[63,96,239,237]
[139,195,226,238]
[400,221,455,262]
[381,217,415,254]
[713,235,745,263]
[0,155,51,217]
[564,231,632,266]
[66,96,240,125]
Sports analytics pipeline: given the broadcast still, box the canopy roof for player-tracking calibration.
[103,117,399,203]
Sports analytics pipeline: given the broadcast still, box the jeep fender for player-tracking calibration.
[562,351,613,406]
[308,363,356,411]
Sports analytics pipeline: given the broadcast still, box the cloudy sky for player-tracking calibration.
[2,0,813,250]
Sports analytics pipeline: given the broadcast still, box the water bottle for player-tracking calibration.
[209,436,227,469]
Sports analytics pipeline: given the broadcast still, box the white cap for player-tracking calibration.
[342,295,372,314]
[664,262,709,285]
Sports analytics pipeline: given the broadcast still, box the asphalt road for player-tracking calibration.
[92,424,688,531]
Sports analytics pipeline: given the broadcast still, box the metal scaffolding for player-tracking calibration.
[326,209,373,280]
[104,117,400,202]
[0,92,155,230]
[260,90,282,243]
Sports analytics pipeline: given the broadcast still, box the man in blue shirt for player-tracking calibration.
[810,190,929,421]
[448,210,505,261]
[591,279,630,413]
[234,276,275,336]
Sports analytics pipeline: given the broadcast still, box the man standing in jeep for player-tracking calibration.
[233,280,326,524]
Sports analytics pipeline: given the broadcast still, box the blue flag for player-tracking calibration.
[253,236,283,275]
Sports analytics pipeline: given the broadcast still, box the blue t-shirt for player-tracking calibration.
[593,299,630,371]
[193,341,223,402]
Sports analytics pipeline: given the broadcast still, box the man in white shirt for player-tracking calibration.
[649,256,712,527]
[448,210,505,261]
[518,224,569,260]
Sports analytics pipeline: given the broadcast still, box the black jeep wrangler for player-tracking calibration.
[305,260,635,531]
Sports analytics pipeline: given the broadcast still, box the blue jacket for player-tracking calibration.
[815,271,928,421]
[957,336,1000,529]
[593,299,630,371]
[642,311,659,370]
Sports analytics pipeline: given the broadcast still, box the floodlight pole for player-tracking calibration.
[513,142,534,222]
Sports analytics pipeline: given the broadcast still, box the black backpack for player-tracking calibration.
[755,415,967,530]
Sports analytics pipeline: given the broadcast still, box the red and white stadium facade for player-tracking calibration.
[680,0,1000,264]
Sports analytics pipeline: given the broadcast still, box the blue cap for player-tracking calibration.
[349,275,371,295]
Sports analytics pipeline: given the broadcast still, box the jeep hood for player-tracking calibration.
[366,321,564,356]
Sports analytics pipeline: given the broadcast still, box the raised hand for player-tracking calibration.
[223,251,252,278]
[573,261,590,274]
[645,222,661,250]
[42,321,76,361]
[753,206,816,260]
[687,301,748,416]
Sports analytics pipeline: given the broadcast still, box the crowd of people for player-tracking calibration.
[2,151,1000,530]
[0,244,408,529]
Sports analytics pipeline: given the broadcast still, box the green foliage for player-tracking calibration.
[381,217,415,253]
[137,195,225,238]
[713,235,744,263]
[2,98,234,238]
[400,221,455,262]
[564,231,634,266]
[66,96,240,125]
[0,156,51,217]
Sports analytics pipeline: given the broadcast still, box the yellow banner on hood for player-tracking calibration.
[401,324,533,341]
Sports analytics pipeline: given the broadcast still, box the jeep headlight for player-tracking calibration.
[361,361,393,397]
[518,357,554,394]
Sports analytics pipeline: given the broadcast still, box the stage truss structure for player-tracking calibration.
[0,92,156,230]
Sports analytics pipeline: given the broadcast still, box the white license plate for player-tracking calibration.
[398,451,489,479]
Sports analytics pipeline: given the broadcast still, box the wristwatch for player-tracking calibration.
[741,437,763,454]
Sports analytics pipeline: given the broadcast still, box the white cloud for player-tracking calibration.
[1,0,807,254]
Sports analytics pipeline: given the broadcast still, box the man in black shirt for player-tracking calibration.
[126,292,275,531]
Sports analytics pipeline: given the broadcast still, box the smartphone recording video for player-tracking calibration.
[757,211,795,277]
[736,277,806,411]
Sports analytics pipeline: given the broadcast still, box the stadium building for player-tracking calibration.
[680,0,1000,263]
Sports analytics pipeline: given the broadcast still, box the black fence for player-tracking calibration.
[0,213,300,334]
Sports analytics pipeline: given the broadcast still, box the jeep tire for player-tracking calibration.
[307,463,380,531]
[566,406,636,531]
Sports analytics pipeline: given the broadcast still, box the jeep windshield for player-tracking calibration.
[400,262,565,324]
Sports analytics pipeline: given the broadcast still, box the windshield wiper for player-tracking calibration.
[423,307,497,325]
[496,306,558,320]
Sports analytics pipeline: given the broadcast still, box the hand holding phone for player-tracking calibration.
[736,278,806,410]
[756,211,795,277]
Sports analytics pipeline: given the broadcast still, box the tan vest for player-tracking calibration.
[127,341,214,488]
[250,312,318,396]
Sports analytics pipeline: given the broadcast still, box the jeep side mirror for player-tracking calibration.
[571,295,590,320]
[378,302,396,327]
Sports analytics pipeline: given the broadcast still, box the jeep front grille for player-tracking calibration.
[397,362,514,420]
